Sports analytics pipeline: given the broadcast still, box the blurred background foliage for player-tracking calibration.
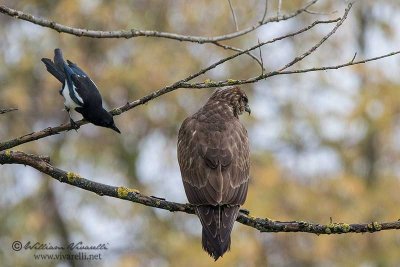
[1,0,400,266]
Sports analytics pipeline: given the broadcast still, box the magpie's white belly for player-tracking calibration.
[62,82,83,110]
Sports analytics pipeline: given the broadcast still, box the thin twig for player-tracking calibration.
[1,150,399,235]
[227,0,239,31]
[213,42,264,69]
[278,0,283,17]
[304,8,338,16]
[277,50,400,75]
[260,0,269,23]
[351,52,357,63]
[258,39,265,75]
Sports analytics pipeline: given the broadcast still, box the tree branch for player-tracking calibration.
[1,150,399,235]
[227,0,239,31]
[260,0,269,23]
[0,107,18,114]
[279,2,352,71]
[180,49,400,88]
[0,1,317,43]
[278,0,283,17]
[212,41,264,69]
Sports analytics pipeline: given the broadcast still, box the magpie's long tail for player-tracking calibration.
[196,205,240,261]
[53,48,65,73]
[41,48,66,83]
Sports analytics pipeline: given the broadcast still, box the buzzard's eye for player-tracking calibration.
[241,96,248,103]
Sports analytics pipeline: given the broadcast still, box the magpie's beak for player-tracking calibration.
[245,104,251,115]
[110,124,121,134]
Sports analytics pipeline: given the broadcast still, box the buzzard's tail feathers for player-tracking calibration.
[196,205,240,261]
[201,226,231,261]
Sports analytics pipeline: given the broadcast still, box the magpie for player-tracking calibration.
[41,48,121,133]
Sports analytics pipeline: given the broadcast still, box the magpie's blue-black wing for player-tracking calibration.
[71,74,103,108]
[67,60,89,77]
[42,48,103,108]
[66,59,103,107]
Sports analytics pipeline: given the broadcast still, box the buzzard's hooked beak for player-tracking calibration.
[245,104,251,115]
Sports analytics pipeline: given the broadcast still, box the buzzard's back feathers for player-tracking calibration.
[177,86,250,260]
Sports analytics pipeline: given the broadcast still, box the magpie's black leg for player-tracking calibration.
[69,117,79,131]
[65,107,79,131]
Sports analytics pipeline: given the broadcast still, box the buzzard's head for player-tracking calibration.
[210,86,251,117]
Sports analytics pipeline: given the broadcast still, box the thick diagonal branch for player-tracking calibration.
[1,150,399,235]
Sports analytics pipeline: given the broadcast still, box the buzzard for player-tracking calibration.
[177,86,251,260]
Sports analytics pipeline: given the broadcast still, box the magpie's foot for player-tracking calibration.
[69,118,80,131]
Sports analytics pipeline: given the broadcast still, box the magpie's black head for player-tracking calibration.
[87,108,121,134]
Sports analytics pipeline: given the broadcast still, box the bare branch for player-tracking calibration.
[1,150,399,235]
[0,122,88,151]
[227,0,239,31]
[258,39,265,75]
[277,50,400,75]
[278,0,283,17]
[0,107,17,114]
[351,52,357,63]
[176,3,351,89]
[279,2,353,71]
[304,9,338,16]
[0,1,316,43]
[180,50,400,88]
[260,0,269,23]
[213,42,264,69]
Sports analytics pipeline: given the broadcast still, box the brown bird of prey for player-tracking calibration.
[177,86,251,260]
